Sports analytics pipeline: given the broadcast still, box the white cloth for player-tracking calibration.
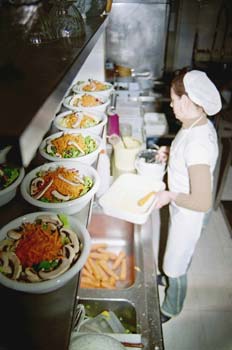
[163,120,218,277]
[183,70,222,116]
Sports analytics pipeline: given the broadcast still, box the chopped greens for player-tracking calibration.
[0,164,20,190]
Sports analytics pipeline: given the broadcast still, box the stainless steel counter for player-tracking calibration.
[75,207,164,350]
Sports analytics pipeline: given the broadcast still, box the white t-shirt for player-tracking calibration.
[168,120,218,194]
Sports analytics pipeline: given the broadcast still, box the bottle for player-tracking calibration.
[96,149,111,198]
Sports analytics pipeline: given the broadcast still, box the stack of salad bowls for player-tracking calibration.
[20,161,100,214]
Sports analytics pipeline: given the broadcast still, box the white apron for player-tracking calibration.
[163,117,206,278]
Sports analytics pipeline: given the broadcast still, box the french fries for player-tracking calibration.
[80,243,127,289]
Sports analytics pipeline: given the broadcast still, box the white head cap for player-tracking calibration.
[183,70,222,116]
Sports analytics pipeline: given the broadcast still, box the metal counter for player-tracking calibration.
[77,210,164,350]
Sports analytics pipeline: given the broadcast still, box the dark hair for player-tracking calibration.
[171,72,186,97]
[171,67,191,97]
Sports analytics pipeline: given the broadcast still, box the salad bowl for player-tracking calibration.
[72,79,113,98]
[0,164,25,206]
[53,110,107,136]
[39,131,103,165]
[0,212,91,293]
[21,161,100,214]
[63,92,110,113]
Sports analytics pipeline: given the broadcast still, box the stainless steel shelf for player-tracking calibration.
[0,3,108,166]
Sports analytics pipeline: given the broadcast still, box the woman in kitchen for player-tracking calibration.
[154,69,222,323]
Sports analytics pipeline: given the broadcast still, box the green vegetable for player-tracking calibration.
[80,176,93,195]
[58,213,70,228]
[35,260,59,271]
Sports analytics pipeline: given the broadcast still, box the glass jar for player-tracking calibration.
[49,0,84,39]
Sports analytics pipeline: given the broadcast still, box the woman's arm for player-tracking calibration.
[175,164,212,212]
[153,164,212,212]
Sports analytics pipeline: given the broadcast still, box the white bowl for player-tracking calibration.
[39,131,103,165]
[63,93,110,113]
[72,80,114,98]
[0,212,91,293]
[21,161,100,214]
[0,166,25,206]
[53,110,107,136]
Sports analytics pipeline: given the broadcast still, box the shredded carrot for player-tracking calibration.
[51,134,87,156]
[63,113,78,128]
[73,94,102,107]
[15,223,63,267]
[33,167,85,202]
[83,80,109,92]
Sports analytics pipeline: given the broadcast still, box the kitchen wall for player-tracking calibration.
[165,0,232,72]
[105,1,170,79]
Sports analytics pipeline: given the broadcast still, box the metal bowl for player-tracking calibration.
[136,149,159,164]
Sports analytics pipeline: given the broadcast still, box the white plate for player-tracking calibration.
[63,93,110,113]
[53,110,107,135]
[72,80,113,97]
[99,173,165,225]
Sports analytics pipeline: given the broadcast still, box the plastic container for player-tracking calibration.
[79,311,126,334]
[135,149,166,180]
[96,149,111,198]
[99,173,165,225]
[113,137,142,173]
[107,113,120,137]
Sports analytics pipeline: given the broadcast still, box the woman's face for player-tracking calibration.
[170,87,184,121]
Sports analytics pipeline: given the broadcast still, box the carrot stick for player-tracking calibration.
[91,243,108,251]
[81,276,100,287]
[97,248,117,260]
[112,251,126,270]
[84,260,93,275]
[88,258,101,281]
[81,267,94,279]
[119,258,127,281]
[101,281,115,289]
[95,261,109,281]
[98,260,119,280]
[89,252,109,261]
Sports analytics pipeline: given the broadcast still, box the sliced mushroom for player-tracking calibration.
[51,190,71,201]
[30,177,45,196]
[63,245,75,262]
[72,113,83,128]
[36,214,63,227]
[0,252,12,274]
[38,258,70,280]
[25,267,41,282]
[33,179,54,200]
[67,141,85,154]
[0,239,14,251]
[60,228,79,254]
[0,252,22,279]
[46,142,54,154]
[7,229,23,240]
[58,174,82,186]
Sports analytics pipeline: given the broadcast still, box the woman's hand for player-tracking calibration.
[155,146,170,164]
[153,190,178,209]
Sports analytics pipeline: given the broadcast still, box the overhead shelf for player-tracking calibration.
[0,3,108,166]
